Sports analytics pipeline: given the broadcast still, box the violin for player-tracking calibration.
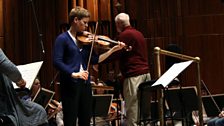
[77,31,132,51]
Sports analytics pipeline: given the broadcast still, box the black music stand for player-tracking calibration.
[138,61,193,125]
[138,80,180,126]
[92,94,113,126]
[202,94,224,117]
[32,88,55,109]
[165,86,198,125]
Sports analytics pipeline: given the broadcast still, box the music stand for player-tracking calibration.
[32,88,55,109]
[165,86,198,123]
[202,94,224,117]
[92,94,113,125]
[13,61,43,89]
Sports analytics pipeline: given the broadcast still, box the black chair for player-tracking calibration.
[0,115,14,126]
[138,80,159,126]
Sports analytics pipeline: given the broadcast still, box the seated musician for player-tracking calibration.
[206,110,224,126]
[16,77,62,125]
[0,49,48,126]
[15,78,41,100]
[31,78,62,124]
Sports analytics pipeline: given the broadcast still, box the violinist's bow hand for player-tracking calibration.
[71,70,89,80]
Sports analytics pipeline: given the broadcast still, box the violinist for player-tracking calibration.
[53,6,125,126]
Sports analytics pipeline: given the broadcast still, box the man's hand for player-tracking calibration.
[16,79,26,89]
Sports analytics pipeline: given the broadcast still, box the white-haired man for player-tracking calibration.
[113,13,151,126]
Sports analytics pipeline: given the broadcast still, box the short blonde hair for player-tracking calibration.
[115,13,130,27]
[69,6,90,24]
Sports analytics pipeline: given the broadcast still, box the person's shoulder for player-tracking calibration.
[128,27,142,33]
[122,27,138,33]
[127,27,144,36]
[121,27,142,36]
[55,32,70,41]
[57,32,69,38]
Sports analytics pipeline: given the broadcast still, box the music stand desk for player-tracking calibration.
[202,93,224,117]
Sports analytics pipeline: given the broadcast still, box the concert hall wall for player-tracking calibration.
[0,0,224,95]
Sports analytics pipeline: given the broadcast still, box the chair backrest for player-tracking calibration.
[92,94,113,117]
[47,100,62,120]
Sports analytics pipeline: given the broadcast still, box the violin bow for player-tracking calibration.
[201,80,221,113]
[86,21,98,71]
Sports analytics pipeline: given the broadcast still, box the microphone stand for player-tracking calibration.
[29,0,45,57]
[50,71,59,90]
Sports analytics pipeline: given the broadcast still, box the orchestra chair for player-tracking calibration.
[138,80,193,126]
[92,82,126,126]
[47,99,62,120]
[138,80,159,126]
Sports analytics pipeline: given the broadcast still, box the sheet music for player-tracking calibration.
[13,61,43,89]
[152,60,193,87]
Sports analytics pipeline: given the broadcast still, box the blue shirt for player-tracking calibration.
[53,31,99,83]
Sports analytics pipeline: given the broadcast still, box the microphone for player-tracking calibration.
[29,0,45,56]
[39,33,45,54]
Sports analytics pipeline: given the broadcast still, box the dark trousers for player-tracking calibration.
[207,117,224,126]
[61,81,92,126]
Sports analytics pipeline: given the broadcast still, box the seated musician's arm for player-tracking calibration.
[219,111,224,117]
[0,49,26,88]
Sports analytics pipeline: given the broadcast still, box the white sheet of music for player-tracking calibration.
[151,60,193,87]
[13,61,43,89]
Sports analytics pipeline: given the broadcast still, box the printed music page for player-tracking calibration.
[13,61,43,89]
[151,60,193,87]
